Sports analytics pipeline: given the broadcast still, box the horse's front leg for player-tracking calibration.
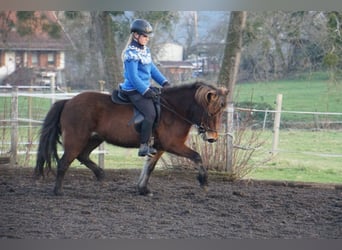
[137,151,163,196]
[192,151,208,191]
[167,144,208,191]
[184,151,209,191]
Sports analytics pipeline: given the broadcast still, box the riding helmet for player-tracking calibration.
[130,19,153,36]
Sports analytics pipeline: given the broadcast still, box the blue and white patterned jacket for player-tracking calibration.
[120,40,168,95]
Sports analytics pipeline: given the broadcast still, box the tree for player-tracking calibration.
[237,12,326,81]
[217,11,247,174]
[217,11,247,101]
[90,11,124,88]
[324,11,342,82]
[87,11,178,89]
[132,11,179,52]
[59,11,126,89]
[0,11,62,43]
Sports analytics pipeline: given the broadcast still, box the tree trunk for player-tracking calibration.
[99,12,122,88]
[217,11,247,174]
[217,11,247,102]
[90,11,122,90]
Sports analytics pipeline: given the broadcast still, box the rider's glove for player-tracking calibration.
[143,88,158,99]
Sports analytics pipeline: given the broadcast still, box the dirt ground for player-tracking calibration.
[0,166,341,239]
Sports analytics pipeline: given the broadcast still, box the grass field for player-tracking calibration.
[245,130,342,184]
[234,72,342,122]
[65,128,342,184]
[1,73,341,184]
[234,73,342,184]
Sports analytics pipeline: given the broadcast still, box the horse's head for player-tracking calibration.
[195,84,229,143]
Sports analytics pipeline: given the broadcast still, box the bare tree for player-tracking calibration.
[217,11,247,101]
[58,11,125,90]
[90,11,123,89]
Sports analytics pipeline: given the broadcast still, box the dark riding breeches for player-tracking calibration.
[126,92,156,144]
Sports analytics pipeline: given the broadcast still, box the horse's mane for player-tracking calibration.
[162,82,227,115]
[162,81,214,98]
[194,83,216,108]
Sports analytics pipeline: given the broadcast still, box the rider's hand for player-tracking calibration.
[143,88,158,99]
[163,81,171,88]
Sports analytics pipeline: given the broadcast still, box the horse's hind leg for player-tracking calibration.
[34,153,45,179]
[77,136,105,181]
[54,135,90,195]
[137,151,164,195]
[54,153,74,195]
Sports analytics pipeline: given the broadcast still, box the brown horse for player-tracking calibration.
[34,81,228,195]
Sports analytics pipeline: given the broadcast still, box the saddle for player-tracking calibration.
[111,88,161,133]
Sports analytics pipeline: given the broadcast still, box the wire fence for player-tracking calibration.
[1,87,342,168]
[234,106,342,158]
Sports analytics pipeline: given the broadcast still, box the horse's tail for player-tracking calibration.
[34,99,68,178]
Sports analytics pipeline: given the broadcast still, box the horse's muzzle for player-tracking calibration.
[207,138,217,143]
[201,132,218,143]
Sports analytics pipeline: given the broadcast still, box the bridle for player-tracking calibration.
[158,95,219,135]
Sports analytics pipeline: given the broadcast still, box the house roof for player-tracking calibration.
[2,67,37,86]
[0,11,73,51]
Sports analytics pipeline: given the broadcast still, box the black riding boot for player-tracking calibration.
[138,120,157,157]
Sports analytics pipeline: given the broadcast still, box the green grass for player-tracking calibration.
[234,73,342,183]
[90,145,144,169]
[235,74,342,122]
[3,123,341,184]
[249,165,342,184]
[245,130,342,184]
[1,73,342,184]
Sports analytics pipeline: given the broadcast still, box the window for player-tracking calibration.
[47,52,55,66]
[31,52,38,66]
[15,52,23,68]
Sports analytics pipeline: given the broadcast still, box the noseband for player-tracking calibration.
[197,110,220,134]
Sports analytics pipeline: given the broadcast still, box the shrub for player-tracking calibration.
[160,115,271,180]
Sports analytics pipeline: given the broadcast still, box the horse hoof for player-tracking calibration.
[53,187,64,196]
[201,185,209,193]
[33,170,44,180]
[197,173,208,187]
[138,186,151,196]
[96,171,105,181]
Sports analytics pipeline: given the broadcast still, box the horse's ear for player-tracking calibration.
[219,87,229,96]
[206,91,218,103]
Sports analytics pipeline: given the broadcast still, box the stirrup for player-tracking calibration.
[138,143,149,157]
[148,146,157,155]
[138,143,157,157]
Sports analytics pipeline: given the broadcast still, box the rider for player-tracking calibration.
[119,19,170,157]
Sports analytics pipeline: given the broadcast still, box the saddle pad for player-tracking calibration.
[111,89,131,105]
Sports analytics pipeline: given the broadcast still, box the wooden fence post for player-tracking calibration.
[10,87,18,167]
[28,86,32,140]
[272,94,283,155]
[50,74,55,105]
[98,80,106,169]
[225,103,234,173]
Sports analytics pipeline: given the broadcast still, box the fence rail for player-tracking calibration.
[1,89,342,168]
[236,107,342,116]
